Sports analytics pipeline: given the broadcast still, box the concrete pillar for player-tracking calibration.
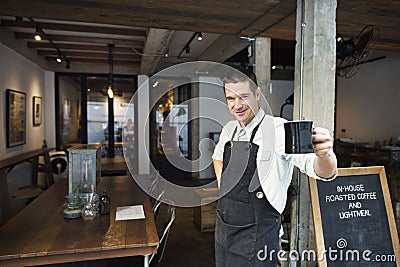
[291,0,337,266]
[255,37,272,99]
[139,28,174,75]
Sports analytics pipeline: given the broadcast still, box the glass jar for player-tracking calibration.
[81,201,98,220]
[63,194,83,219]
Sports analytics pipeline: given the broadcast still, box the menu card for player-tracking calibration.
[115,205,145,221]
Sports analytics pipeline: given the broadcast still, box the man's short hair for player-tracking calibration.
[223,67,258,94]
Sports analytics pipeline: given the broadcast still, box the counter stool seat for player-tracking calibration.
[12,185,44,199]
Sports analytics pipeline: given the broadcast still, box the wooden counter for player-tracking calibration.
[0,175,159,266]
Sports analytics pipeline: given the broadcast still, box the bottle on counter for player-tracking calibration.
[100,189,110,215]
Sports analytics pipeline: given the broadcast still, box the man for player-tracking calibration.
[212,69,337,267]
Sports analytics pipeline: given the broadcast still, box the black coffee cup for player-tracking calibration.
[284,120,314,154]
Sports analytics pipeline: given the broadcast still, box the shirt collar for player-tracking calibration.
[235,108,265,135]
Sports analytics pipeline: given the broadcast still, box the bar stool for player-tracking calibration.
[12,151,54,203]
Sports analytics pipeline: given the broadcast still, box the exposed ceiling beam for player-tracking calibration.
[46,56,139,64]
[47,62,139,74]
[0,0,399,53]
[0,25,49,69]
[1,19,147,37]
[0,0,271,35]
[239,0,296,37]
[15,32,144,47]
[370,41,400,51]
[28,42,142,53]
[197,34,250,62]
[38,50,141,60]
[139,28,174,75]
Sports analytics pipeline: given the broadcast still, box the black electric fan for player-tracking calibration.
[336,25,381,78]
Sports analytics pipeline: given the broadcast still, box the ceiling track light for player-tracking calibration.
[34,26,42,41]
[177,31,201,59]
[197,32,203,41]
[26,17,71,69]
[56,51,63,63]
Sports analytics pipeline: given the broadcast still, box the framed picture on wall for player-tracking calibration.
[6,89,26,147]
[33,96,42,126]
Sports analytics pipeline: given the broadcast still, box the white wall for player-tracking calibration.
[0,44,47,223]
[267,80,294,120]
[44,71,56,148]
[0,44,46,160]
[336,50,400,144]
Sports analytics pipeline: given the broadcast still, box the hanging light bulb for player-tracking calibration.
[34,34,41,41]
[107,86,114,98]
[105,44,116,98]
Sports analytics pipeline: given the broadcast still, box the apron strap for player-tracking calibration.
[230,126,238,141]
[249,115,265,143]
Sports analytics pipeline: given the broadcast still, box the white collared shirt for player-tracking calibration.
[212,108,336,214]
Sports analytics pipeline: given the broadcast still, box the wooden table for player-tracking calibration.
[351,143,400,166]
[0,175,159,267]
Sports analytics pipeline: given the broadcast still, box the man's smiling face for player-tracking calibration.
[224,80,260,127]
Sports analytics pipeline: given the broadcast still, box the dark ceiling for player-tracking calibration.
[0,0,399,75]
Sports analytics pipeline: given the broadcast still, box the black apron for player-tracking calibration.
[215,119,281,267]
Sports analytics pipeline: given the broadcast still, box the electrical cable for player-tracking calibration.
[27,17,70,68]
[291,1,306,266]
[130,47,168,57]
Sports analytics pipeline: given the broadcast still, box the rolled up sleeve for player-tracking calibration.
[212,123,232,161]
[283,153,337,181]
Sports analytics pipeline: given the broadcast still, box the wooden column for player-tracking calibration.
[291,0,337,265]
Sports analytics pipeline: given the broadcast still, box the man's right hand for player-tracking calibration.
[213,160,223,188]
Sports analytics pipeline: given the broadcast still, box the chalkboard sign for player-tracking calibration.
[310,167,399,266]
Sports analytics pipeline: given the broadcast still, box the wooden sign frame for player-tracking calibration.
[309,166,400,266]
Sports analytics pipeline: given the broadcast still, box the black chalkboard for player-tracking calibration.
[310,167,399,267]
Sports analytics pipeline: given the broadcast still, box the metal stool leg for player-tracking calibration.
[144,254,150,267]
